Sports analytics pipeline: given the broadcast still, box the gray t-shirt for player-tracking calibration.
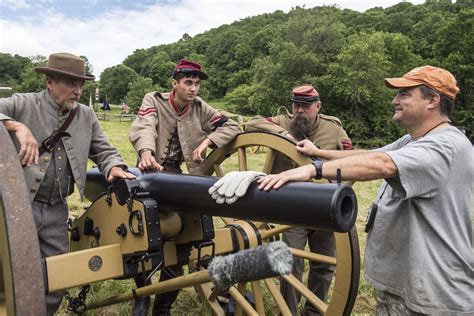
[364,126,474,315]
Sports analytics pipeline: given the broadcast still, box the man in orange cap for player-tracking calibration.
[0,52,136,315]
[129,59,241,315]
[255,66,473,314]
[243,84,352,315]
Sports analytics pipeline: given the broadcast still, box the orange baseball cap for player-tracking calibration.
[384,65,459,100]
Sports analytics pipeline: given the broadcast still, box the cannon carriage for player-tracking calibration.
[0,127,360,315]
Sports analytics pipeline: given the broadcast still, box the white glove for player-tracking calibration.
[209,171,266,204]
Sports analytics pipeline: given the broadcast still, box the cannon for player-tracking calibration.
[0,129,360,315]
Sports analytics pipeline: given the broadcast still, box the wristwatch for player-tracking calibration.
[311,159,323,179]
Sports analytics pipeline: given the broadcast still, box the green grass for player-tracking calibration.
[60,113,380,315]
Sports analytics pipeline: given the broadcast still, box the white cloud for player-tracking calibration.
[0,0,423,78]
[1,0,31,10]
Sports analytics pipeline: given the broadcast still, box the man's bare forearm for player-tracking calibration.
[318,148,368,160]
[323,152,397,181]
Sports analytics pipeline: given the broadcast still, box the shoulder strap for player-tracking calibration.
[39,106,78,155]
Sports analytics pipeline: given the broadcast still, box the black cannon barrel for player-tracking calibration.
[85,168,357,232]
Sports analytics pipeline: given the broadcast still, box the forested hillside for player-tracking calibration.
[1,0,472,145]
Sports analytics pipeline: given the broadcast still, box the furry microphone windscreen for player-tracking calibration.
[208,241,293,288]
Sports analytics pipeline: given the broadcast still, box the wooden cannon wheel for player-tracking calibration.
[200,131,360,315]
[0,125,46,315]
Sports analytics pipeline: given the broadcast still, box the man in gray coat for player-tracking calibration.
[0,52,135,315]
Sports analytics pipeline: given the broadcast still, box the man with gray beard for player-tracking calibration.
[245,84,352,315]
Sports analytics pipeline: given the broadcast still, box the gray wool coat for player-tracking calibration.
[0,89,125,202]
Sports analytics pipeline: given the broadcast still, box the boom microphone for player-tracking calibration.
[208,241,293,288]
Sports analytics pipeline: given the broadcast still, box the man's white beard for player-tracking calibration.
[63,100,78,110]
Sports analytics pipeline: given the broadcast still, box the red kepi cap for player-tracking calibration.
[291,84,320,104]
[173,59,208,80]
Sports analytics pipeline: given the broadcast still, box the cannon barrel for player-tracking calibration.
[85,168,357,232]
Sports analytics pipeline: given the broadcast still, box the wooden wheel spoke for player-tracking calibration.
[264,278,292,316]
[290,247,337,266]
[282,274,328,314]
[229,284,258,316]
[194,283,225,315]
[262,148,276,174]
[213,164,225,177]
[238,148,248,171]
[250,281,265,315]
[259,225,293,240]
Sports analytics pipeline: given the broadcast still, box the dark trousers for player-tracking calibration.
[134,265,184,315]
[32,200,69,316]
[280,227,336,315]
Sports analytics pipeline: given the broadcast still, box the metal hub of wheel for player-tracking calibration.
[200,131,360,315]
[0,124,46,315]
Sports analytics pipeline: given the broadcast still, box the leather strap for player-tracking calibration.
[39,106,78,156]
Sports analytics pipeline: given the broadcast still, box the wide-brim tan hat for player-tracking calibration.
[35,52,95,81]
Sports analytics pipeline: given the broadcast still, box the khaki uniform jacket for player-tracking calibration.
[0,90,125,202]
[129,92,242,175]
[245,113,352,173]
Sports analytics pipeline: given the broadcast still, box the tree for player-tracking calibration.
[244,41,320,116]
[408,11,448,59]
[224,84,258,114]
[17,55,47,93]
[180,33,192,41]
[0,53,31,88]
[100,64,138,104]
[382,32,422,76]
[79,81,99,107]
[148,52,175,88]
[126,76,156,113]
[325,32,401,146]
[434,8,474,140]
[79,55,94,76]
[206,28,255,98]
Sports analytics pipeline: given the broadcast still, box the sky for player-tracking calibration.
[0,0,425,77]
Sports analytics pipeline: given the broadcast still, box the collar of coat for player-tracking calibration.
[169,91,190,116]
[154,91,204,117]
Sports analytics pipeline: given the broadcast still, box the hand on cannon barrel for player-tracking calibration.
[208,171,266,204]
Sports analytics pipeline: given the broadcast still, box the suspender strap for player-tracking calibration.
[39,106,78,156]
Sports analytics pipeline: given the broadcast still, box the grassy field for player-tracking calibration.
[60,105,381,315]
